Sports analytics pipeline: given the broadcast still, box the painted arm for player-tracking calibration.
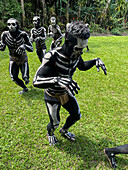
[57,25,62,36]
[48,25,53,37]
[23,32,33,52]
[30,29,34,42]
[33,52,80,95]
[33,52,58,89]
[43,27,47,40]
[78,56,107,75]
[0,32,6,51]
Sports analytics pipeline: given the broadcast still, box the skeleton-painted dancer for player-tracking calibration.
[48,16,63,50]
[30,16,47,63]
[0,18,33,94]
[33,21,107,145]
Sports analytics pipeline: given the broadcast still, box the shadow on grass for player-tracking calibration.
[56,135,128,169]
[21,85,44,101]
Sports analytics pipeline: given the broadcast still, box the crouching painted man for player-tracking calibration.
[0,18,33,94]
[33,21,107,145]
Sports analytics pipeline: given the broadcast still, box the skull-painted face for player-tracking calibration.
[50,17,56,26]
[64,33,88,57]
[65,22,90,57]
[33,16,40,28]
[73,38,88,52]
[7,18,18,33]
[71,37,87,57]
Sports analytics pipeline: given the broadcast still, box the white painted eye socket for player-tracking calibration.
[33,21,38,25]
[51,21,56,25]
[7,23,16,26]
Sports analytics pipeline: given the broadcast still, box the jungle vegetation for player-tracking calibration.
[0,0,128,35]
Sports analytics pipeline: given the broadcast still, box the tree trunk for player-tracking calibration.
[66,0,69,23]
[104,0,111,14]
[78,1,81,20]
[39,0,47,25]
[20,0,25,26]
[36,0,40,15]
[100,0,111,24]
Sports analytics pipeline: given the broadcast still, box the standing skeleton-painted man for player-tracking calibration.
[33,21,107,145]
[0,18,33,94]
[30,16,47,63]
[48,17,63,50]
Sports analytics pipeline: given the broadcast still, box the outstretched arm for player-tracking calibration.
[78,57,107,75]
[30,29,34,43]
[57,25,62,36]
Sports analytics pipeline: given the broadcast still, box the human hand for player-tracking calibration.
[0,41,5,50]
[16,45,25,55]
[96,58,107,75]
[57,77,80,95]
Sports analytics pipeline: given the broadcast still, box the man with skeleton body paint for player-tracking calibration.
[33,21,107,145]
[104,144,128,168]
[30,16,47,63]
[48,17,63,50]
[0,18,33,94]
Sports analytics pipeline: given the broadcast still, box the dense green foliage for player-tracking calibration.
[0,36,128,169]
[0,0,128,35]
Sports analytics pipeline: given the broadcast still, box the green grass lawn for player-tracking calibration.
[0,36,128,169]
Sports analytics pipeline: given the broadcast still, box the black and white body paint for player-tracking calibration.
[0,18,33,94]
[33,21,107,145]
[30,16,47,62]
[48,17,62,49]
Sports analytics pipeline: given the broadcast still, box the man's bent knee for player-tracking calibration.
[74,112,81,121]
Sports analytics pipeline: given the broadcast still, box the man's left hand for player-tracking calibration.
[16,45,25,55]
[96,58,107,75]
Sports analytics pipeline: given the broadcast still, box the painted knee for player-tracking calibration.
[75,112,81,121]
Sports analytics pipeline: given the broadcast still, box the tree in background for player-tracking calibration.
[0,0,127,34]
[0,0,22,32]
[20,0,25,26]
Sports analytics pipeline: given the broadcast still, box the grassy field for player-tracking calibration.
[0,36,128,170]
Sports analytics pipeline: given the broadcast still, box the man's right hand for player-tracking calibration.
[0,41,5,50]
[56,77,80,95]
